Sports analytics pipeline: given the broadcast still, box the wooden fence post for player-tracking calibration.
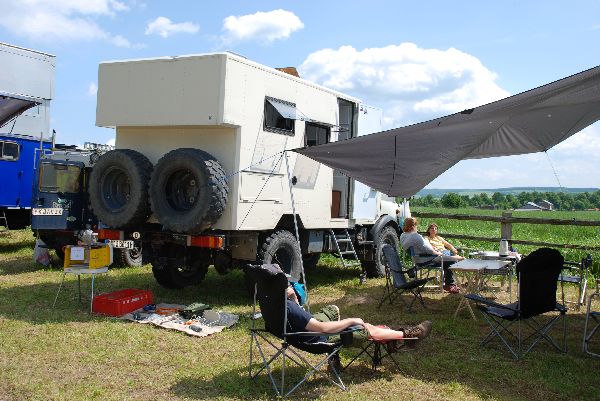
[501,212,513,247]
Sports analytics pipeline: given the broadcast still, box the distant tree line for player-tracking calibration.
[411,190,600,211]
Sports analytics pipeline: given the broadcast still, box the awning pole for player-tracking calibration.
[284,150,308,309]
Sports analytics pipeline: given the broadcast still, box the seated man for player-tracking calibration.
[400,217,463,294]
[285,286,432,369]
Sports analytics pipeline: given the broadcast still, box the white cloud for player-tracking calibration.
[0,0,133,47]
[87,82,98,96]
[221,9,303,45]
[106,138,116,146]
[299,43,509,128]
[145,16,199,38]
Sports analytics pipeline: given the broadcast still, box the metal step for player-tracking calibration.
[329,229,363,275]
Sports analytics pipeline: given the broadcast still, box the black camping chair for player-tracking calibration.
[559,254,592,310]
[378,244,433,311]
[247,264,359,397]
[465,247,567,359]
[406,246,445,292]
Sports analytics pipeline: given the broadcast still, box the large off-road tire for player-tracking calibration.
[302,252,321,270]
[151,247,210,289]
[116,245,143,267]
[149,148,229,234]
[364,225,400,278]
[258,230,303,281]
[89,149,153,228]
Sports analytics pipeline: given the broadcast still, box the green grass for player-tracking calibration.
[1,229,600,400]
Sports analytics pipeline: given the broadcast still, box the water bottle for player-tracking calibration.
[499,239,509,257]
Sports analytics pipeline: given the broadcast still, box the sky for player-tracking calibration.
[1,0,599,189]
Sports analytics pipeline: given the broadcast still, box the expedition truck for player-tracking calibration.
[31,143,143,267]
[0,42,55,228]
[84,52,401,289]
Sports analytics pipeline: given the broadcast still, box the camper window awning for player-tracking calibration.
[0,94,40,127]
[295,65,600,198]
[266,97,313,122]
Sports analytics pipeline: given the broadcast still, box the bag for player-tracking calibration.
[290,282,307,306]
[34,239,51,267]
[179,302,211,319]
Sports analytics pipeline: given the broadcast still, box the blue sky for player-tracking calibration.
[1,0,599,189]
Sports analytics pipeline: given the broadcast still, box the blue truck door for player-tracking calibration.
[0,139,24,207]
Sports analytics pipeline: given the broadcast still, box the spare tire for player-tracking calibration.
[149,148,229,233]
[89,149,153,228]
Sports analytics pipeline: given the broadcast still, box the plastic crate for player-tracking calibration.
[92,289,153,316]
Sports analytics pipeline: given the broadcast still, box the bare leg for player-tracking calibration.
[363,323,404,341]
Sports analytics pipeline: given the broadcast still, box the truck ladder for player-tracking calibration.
[329,229,361,270]
[0,210,8,233]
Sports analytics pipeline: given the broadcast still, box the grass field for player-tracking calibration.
[1,228,599,401]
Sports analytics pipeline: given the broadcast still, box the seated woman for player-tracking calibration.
[399,217,463,294]
[425,223,462,257]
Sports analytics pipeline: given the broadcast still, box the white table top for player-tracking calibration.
[470,251,520,260]
[450,259,511,272]
[64,266,109,274]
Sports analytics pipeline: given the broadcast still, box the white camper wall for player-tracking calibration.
[0,42,54,138]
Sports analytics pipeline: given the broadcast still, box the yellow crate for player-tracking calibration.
[64,244,112,269]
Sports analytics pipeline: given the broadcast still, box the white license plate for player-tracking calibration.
[32,208,63,216]
[109,240,134,249]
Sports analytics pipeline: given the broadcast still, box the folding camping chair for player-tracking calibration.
[559,254,592,310]
[407,246,445,292]
[378,244,433,311]
[246,264,359,397]
[583,278,600,357]
[465,247,567,360]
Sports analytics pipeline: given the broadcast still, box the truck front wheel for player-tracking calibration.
[258,230,303,282]
[363,225,399,278]
[116,245,143,267]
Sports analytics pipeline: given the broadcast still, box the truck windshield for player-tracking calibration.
[39,163,81,193]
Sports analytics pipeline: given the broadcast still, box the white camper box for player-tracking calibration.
[95,52,401,286]
[0,42,55,139]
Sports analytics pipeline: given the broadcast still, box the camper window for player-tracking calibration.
[305,123,330,147]
[1,141,19,161]
[264,97,295,135]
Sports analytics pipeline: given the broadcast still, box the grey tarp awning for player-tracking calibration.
[0,93,40,128]
[295,65,600,197]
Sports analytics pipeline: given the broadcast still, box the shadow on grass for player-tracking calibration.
[171,360,376,400]
[0,239,33,254]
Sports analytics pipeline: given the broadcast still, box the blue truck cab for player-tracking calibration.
[0,134,51,228]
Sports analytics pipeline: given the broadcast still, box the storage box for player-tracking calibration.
[64,244,113,269]
[92,289,153,316]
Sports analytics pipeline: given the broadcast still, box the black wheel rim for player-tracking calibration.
[165,169,199,211]
[101,166,130,211]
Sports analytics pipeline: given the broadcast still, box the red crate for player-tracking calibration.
[92,289,153,316]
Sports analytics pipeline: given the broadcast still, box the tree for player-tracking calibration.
[441,192,463,208]
[492,192,506,205]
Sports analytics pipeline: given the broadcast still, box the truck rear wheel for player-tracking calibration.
[151,247,209,289]
[364,225,399,278]
[116,245,143,267]
[149,148,229,233]
[89,149,153,228]
[258,230,303,281]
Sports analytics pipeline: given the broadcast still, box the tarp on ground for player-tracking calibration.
[295,65,600,197]
[0,92,40,127]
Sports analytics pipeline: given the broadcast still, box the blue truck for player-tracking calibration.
[0,133,51,228]
[1,42,55,229]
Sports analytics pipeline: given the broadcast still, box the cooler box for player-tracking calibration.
[92,289,153,316]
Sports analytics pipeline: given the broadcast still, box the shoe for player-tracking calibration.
[327,354,342,375]
[443,284,460,294]
[331,305,340,321]
[402,321,432,349]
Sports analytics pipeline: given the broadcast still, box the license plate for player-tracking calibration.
[109,240,134,249]
[32,208,63,216]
